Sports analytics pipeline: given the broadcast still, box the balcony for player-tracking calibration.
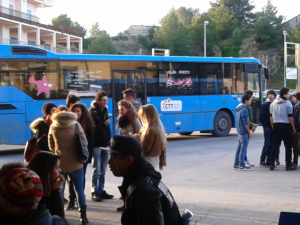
[0,38,79,54]
[27,0,54,7]
[0,5,84,37]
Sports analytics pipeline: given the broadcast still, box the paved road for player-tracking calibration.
[1,128,299,225]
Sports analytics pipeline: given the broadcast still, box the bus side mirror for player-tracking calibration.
[264,68,270,79]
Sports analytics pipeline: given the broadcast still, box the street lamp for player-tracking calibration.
[283,30,287,87]
[204,21,209,57]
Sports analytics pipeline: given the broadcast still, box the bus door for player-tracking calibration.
[112,70,146,135]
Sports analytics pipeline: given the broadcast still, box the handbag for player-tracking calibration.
[75,123,89,163]
[24,134,46,162]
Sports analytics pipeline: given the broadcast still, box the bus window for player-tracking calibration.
[223,63,232,94]
[232,63,245,94]
[1,61,27,70]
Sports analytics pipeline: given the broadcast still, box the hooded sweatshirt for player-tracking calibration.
[260,99,272,129]
[269,96,293,124]
[236,104,249,135]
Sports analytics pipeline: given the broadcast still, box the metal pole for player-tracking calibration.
[296,44,300,92]
[283,31,287,87]
[265,55,268,90]
[204,21,209,57]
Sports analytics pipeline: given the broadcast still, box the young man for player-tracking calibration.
[259,90,276,167]
[66,95,80,108]
[123,88,141,112]
[89,91,114,201]
[104,135,182,225]
[292,92,300,167]
[269,87,296,171]
[234,94,253,171]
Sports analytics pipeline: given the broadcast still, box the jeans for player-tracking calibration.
[61,167,86,207]
[91,147,109,195]
[270,123,293,167]
[68,163,88,202]
[260,127,272,164]
[234,134,249,166]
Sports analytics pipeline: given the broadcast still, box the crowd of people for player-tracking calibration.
[0,89,181,225]
[234,87,300,171]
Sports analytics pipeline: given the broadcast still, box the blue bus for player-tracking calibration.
[0,45,268,144]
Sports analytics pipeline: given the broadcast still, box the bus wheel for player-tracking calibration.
[179,132,193,135]
[212,111,232,137]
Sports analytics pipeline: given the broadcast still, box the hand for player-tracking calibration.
[51,174,65,190]
[251,126,256,132]
[104,119,111,126]
[293,128,296,135]
[249,132,252,139]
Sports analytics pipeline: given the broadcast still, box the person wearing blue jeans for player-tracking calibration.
[259,90,276,167]
[234,94,253,171]
[89,91,114,201]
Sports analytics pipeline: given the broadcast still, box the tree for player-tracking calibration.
[136,35,151,49]
[290,24,300,43]
[218,0,255,25]
[232,27,242,46]
[89,22,103,38]
[209,5,234,39]
[176,7,199,27]
[254,0,284,49]
[88,32,117,54]
[189,13,220,56]
[153,9,193,56]
[52,14,72,26]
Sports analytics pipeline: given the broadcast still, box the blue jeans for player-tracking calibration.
[234,134,249,166]
[260,127,272,163]
[91,147,109,195]
[61,167,86,207]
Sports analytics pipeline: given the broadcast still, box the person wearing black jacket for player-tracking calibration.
[105,135,182,225]
[259,90,276,167]
[89,91,114,202]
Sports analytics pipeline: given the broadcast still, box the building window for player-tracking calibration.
[27,10,31,20]
[9,5,13,16]
[10,37,18,44]
[28,41,36,46]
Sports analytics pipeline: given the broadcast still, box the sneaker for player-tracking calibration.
[243,162,251,168]
[92,193,103,202]
[116,204,125,212]
[100,191,114,199]
[260,162,269,168]
[275,159,280,166]
[233,164,239,170]
[286,165,297,171]
[245,160,255,167]
[238,166,251,171]
[269,165,275,170]
[63,197,68,204]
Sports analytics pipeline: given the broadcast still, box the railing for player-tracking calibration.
[0,38,80,54]
[28,0,54,6]
[0,5,84,37]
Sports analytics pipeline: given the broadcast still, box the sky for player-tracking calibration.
[37,0,300,37]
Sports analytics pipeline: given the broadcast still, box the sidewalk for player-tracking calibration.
[0,144,25,153]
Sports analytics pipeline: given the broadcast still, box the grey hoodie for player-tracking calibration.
[270,96,293,124]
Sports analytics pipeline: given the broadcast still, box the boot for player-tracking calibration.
[65,198,76,211]
[78,205,89,225]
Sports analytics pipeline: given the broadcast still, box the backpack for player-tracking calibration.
[24,134,46,162]
[293,106,300,130]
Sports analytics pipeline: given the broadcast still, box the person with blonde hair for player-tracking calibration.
[117,100,141,135]
[132,104,166,170]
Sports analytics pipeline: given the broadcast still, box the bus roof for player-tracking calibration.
[0,45,260,64]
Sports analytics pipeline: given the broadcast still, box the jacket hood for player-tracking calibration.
[51,111,77,127]
[90,100,108,111]
[122,158,162,189]
[29,118,45,133]
[274,96,287,104]
[265,99,272,103]
[295,101,300,109]
[236,103,246,112]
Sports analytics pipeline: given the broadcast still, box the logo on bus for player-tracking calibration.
[161,98,182,111]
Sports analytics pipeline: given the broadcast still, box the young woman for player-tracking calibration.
[29,103,57,152]
[66,103,94,211]
[27,152,67,225]
[133,104,167,170]
[48,111,88,225]
[117,100,141,135]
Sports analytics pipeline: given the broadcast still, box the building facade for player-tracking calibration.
[0,0,83,53]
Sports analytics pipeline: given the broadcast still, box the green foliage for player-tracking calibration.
[116,33,129,41]
[88,32,117,54]
[83,39,92,50]
[220,43,232,56]
[289,24,300,43]
[147,26,158,40]
[218,0,255,25]
[153,9,193,56]
[176,7,199,27]
[136,35,151,49]
[254,0,283,49]
[52,14,72,26]
[189,13,220,56]
[89,22,103,38]
[232,27,242,46]
[209,5,234,39]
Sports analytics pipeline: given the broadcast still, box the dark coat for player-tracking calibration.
[85,127,94,163]
[29,118,50,151]
[260,100,272,129]
[89,101,111,147]
[39,189,65,219]
[119,158,182,225]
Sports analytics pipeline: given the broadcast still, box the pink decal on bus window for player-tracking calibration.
[184,77,193,88]
[166,76,174,86]
[28,75,55,96]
